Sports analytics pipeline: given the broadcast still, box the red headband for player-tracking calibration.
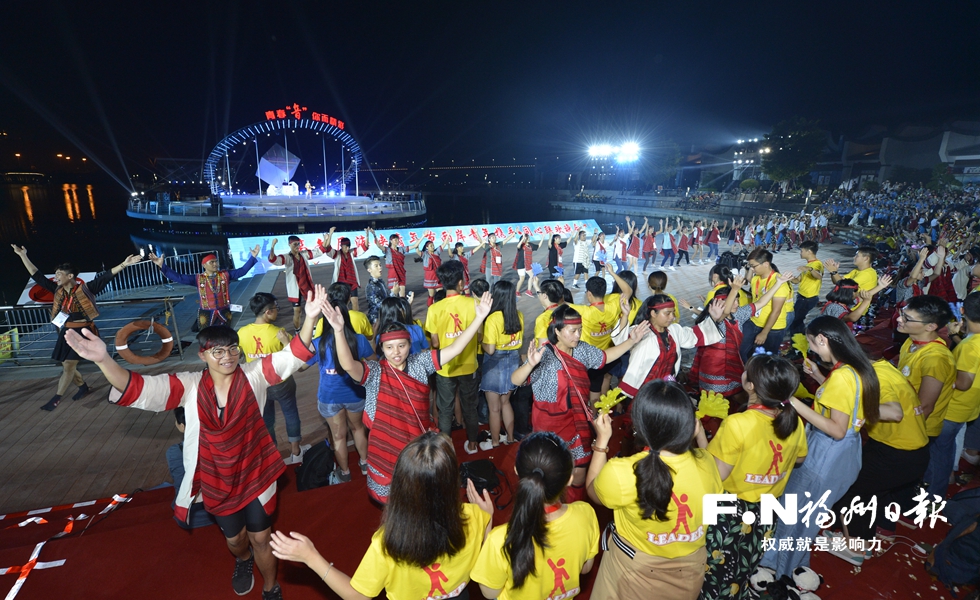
[835,283,859,290]
[380,330,411,343]
[339,237,351,247]
[201,254,217,265]
[554,315,582,325]
[652,301,675,311]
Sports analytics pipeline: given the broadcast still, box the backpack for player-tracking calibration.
[926,487,980,591]
[718,251,746,271]
[294,439,336,492]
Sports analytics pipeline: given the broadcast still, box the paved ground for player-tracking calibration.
[0,234,857,514]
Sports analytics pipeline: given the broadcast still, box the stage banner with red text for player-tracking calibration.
[226,219,601,278]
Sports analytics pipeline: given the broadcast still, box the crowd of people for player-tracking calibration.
[14,193,980,599]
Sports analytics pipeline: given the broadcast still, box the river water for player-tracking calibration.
[0,179,609,305]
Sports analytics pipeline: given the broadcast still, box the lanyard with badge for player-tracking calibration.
[52,291,74,328]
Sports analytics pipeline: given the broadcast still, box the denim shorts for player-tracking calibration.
[480,349,520,394]
[318,399,366,419]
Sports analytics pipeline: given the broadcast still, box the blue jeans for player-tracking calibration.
[740,320,787,363]
[706,242,719,259]
[613,257,627,273]
[660,249,675,267]
[922,420,965,498]
[263,376,302,445]
[789,294,819,338]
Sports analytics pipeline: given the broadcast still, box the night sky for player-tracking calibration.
[2,0,979,175]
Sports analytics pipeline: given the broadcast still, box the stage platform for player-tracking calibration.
[0,238,962,599]
[126,192,426,232]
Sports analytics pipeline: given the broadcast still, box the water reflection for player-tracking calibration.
[21,186,33,224]
[62,183,75,221]
[87,184,96,218]
[71,184,81,220]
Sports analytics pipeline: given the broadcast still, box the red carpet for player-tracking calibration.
[0,428,964,600]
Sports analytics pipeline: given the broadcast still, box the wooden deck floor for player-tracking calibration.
[0,242,849,515]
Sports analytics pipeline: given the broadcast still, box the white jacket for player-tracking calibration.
[612,319,722,397]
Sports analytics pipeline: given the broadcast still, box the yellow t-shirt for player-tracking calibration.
[535,306,558,344]
[425,293,479,377]
[843,268,878,316]
[898,337,956,436]
[948,334,980,423]
[470,502,599,600]
[749,272,792,329]
[797,260,824,298]
[313,310,374,339]
[867,360,928,450]
[237,322,286,362]
[843,268,878,292]
[594,449,723,558]
[814,365,865,432]
[705,284,750,308]
[484,312,524,352]
[568,296,622,350]
[708,410,808,502]
[350,503,491,600]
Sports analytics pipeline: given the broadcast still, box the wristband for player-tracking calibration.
[592,441,609,454]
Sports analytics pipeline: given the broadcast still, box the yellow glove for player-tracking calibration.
[696,390,730,420]
[594,388,627,415]
[791,333,809,356]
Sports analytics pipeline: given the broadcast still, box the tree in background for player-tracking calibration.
[761,118,825,189]
[739,178,759,190]
[928,163,961,191]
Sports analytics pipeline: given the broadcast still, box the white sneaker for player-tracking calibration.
[283,452,304,465]
[465,441,480,455]
[498,433,509,444]
[668,266,676,271]
[478,440,496,451]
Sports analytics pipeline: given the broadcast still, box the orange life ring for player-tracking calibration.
[115,320,174,365]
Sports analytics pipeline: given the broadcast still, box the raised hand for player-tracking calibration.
[122,254,142,267]
[321,302,345,332]
[276,329,292,345]
[250,244,260,257]
[731,274,747,289]
[526,339,545,367]
[11,244,26,257]
[620,295,630,314]
[777,272,795,284]
[679,298,694,311]
[304,285,327,320]
[475,291,493,320]
[271,238,279,248]
[593,412,613,446]
[628,320,651,343]
[147,252,165,268]
[824,258,840,272]
[64,327,109,363]
[708,297,726,321]
[878,274,894,288]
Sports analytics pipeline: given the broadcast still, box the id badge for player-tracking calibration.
[495,256,502,264]
[52,312,69,328]
[230,304,244,313]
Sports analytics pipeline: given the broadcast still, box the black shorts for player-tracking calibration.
[588,358,621,393]
[593,260,604,272]
[575,263,588,275]
[213,497,273,538]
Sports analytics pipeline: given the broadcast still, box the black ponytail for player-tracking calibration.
[504,432,573,588]
[632,380,697,521]
[744,354,801,439]
[806,316,881,426]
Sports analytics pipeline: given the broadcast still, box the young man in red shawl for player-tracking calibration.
[150,245,260,330]
[320,226,368,311]
[268,233,327,331]
[12,244,142,410]
[478,230,517,288]
[63,285,330,600]
[321,289,493,504]
[510,304,649,503]
[368,227,415,297]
